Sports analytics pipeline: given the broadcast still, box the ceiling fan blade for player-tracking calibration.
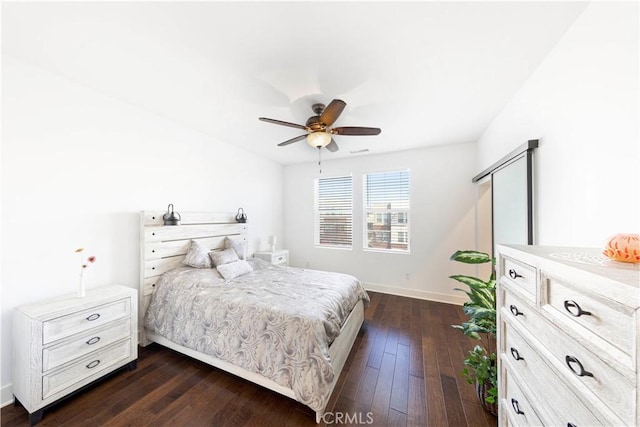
[320,99,346,126]
[326,139,339,152]
[331,126,381,136]
[259,117,308,130]
[277,134,308,146]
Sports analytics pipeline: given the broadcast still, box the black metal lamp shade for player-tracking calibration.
[163,204,181,226]
[235,208,247,223]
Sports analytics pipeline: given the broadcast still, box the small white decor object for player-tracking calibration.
[270,235,277,252]
[75,248,96,298]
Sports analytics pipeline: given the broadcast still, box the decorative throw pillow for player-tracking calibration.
[224,236,248,260]
[183,239,212,268]
[216,260,253,280]
[209,248,240,267]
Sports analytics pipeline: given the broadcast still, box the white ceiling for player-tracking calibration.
[2,1,587,165]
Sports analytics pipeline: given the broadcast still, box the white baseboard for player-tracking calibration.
[363,282,467,306]
[1,383,13,408]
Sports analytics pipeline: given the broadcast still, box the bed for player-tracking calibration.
[139,211,368,422]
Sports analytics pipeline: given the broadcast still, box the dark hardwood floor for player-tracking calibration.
[2,291,497,426]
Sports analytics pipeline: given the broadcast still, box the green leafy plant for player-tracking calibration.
[450,250,498,410]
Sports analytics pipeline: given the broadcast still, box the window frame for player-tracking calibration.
[362,169,411,254]
[314,174,354,249]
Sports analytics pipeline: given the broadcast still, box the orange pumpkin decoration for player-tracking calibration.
[603,233,640,263]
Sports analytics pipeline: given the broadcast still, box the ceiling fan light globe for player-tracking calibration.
[306,131,332,148]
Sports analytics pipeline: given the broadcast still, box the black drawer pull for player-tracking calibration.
[510,347,524,361]
[568,423,578,427]
[565,355,593,378]
[563,300,592,317]
[86,360,101,369]
[86,313,101,321]
[86,336,101,345]
[509,304,524,317]
[509,269,523,279]
[511,398,525,415]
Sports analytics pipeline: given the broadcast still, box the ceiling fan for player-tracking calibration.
[259,99,381,152]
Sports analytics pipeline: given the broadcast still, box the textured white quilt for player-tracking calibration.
[144,259,369,412]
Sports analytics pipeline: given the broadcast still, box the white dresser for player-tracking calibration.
[497,245,639,426]
[12,285,138,425]
[254,249,289,267]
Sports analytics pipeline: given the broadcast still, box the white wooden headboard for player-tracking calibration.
[139,210,248,344]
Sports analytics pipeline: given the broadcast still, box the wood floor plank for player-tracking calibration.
[441,374,467,427]
[407,374,427,427]
[366,326,388,369]
[2,291,496,427]
[384,327,399,355]
[354,365,379,412]
[387,408,408,427]
[369,352,396,426]
[389,343,409,414]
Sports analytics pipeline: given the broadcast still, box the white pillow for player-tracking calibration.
[183,240,212,268]
[224,236,248,260]
[216,260,253,280]
[209,248,239,267]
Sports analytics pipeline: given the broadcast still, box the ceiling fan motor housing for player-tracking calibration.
[311,103,326,115]
[306,115,325,131]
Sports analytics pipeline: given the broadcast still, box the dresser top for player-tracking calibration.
[498,245,640,289]
[15,285,136,318]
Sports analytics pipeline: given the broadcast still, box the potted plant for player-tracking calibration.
[449,250,497,415]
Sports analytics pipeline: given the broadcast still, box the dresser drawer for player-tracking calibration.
[503,287,634,423]
[501,367,543,426]
[43,298,131,344]
[42,339,132,400]
[544,274,635,357]
[501,256,537,302]
[502,288,538,332]
[502,321,605,426]
[42,318,131,372]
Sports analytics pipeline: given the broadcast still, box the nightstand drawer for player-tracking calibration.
[42,318,131,371]
[43,298,131,344]
[273,253,288,266]
[42,339,132,400]
[254,250,289,267]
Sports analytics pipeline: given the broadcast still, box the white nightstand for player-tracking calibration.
[12,285,138,425]
[254,249,289,267]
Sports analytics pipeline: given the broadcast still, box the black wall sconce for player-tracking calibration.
[235,208,247,223]
[163,204,181,225]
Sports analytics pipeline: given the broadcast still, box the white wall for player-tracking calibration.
[283,142,479,305]
[478,2,639,246]
[0,55,284,403]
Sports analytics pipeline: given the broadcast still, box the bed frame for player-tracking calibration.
[139,211,364,423]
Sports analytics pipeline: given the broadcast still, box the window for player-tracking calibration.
[364,170,410,252]
[315,175,353,248]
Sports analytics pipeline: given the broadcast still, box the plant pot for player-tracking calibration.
[475,380,498,416]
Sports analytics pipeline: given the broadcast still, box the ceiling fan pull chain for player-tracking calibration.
[318,147,322,174]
